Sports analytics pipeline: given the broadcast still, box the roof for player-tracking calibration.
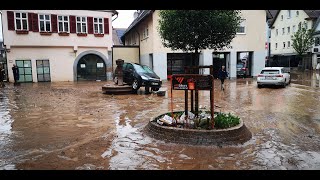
[121,10,153,42]
[89,10,118,16]
[266,10,279,26]
[269,10,320,28]
[112,28,126,45]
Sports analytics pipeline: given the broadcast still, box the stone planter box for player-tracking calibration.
[145,112,252,146]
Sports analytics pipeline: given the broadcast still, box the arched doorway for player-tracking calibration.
[76,54,106,81]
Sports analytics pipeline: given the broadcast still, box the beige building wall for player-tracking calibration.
[271,10,313,55]
[2,10,113,50]
[112,46,139,70]
[6,47,110,82]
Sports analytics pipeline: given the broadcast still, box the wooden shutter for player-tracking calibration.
[69,15,76,33]
[104,18,109,34]
[51,14,57,33]
[28,13,33,31]
[87,17,93,34]
[32,13,39,32]
[7,11,15,30]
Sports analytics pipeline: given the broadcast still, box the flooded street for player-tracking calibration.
[1,71,320,170]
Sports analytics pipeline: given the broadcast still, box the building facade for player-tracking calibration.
[269,10,320,69]
[122,10,267,80]
[2,10,117,82]
[312,17,320,69]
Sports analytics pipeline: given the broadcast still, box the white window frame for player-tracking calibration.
[293,25,296,33]
[304,22,308,29]
[39,14,51,32]
[76,16,87,34]
[93,17,104,34]
[14,11,28,31]
[283,42,286,49]
[288,41,291,48]
[287,27,290,34]
[281,15,283,21]
[276,29,278,36]
[58,15,69,33]
[275,43,278,49]
[236,19,246,34]
[282,28,285,35]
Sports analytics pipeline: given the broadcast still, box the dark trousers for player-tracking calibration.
[220,78,225,90]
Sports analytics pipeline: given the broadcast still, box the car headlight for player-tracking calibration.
[141,75,148,80]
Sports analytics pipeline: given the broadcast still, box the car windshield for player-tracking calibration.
[142,65,154,73]
[132,64,154,74]
[237,64,244,68]
[261,70,280,74]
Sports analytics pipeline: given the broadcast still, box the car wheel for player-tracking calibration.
[257,84,262,88]
[282,81,286,88]
[132,79,140,92]
[151,87,159,91]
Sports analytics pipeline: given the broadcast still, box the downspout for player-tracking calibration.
[135,30,141,64]
[0,11,9,81]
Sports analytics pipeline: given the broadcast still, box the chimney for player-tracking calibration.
[133,11,139,19]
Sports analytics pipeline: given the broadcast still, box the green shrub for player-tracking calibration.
[214,113,240,129]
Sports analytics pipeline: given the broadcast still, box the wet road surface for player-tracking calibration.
[1,71,320,170]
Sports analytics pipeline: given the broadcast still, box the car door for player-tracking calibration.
[126,63,135,84]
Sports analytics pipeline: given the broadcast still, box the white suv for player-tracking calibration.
[257,67,291,88]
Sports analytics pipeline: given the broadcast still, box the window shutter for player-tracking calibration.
[51,14,58,33]
[7,11,15,30]
[69,15,76,33]
[28,13,33,31]
[104,18,109,34]
[32,13,39,32]
[88,17,93,34]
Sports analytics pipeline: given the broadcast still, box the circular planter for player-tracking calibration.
[145,112,252,146]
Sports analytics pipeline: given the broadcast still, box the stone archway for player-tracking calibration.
[73,50,110,81]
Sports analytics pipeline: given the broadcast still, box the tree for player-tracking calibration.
[158,10,242,67]
[292,27,314,57]
[291,26,314,69]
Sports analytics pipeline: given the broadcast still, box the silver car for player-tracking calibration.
[257,67,291,88]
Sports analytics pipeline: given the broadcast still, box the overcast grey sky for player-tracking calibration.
[0,10,136,42]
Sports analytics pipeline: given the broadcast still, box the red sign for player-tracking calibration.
[172,75,213,90]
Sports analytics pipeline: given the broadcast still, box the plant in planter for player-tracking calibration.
[214,112,240,129]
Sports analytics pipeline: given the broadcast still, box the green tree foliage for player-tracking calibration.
[158,10,242,54]
[292,27,315,57]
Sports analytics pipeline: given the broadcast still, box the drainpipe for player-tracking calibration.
[134,30,141,64]
[0,11,9,82]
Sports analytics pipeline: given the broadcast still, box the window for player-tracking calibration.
[283,42,286,48]
[288,41,291,48]
[58,15,69,33]
[315,37,320,46]
[287,10,291,19]
[146,26,149,37]
[304,22,308,29]
[76,16,87,33]
[39,14,51,32]
[276,29,278,36]
[298,22,302,30]
[15,12,28,30]
[293,25,296,33]
[287,27,290,34]
[275,43,278,49]
[97,63,104,68]
[36,60,51,82]
[93,17,103,34]
[142,25,149,39]
[237,19,246,34]
[296,11,299,17]
[281,15,283,21]
[282,28,285,35]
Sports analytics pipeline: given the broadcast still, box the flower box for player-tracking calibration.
[40,32,52,36]
[94,34,104,37]
[58,32,70,36]
[77,33,87,37]
[16,30,29,34]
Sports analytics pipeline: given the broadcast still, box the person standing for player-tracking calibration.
[218,65,228,91]
[12,64,19,84]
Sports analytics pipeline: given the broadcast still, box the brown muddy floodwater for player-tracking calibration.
[1,71,320,170]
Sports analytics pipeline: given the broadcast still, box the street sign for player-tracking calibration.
[172,74,213,90]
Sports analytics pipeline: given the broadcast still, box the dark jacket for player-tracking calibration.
[218,69,228,80]
[12,66,19,80]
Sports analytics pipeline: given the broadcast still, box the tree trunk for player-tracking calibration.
[194,48,199,74]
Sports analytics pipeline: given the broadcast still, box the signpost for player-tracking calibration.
[171,74,215,128]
